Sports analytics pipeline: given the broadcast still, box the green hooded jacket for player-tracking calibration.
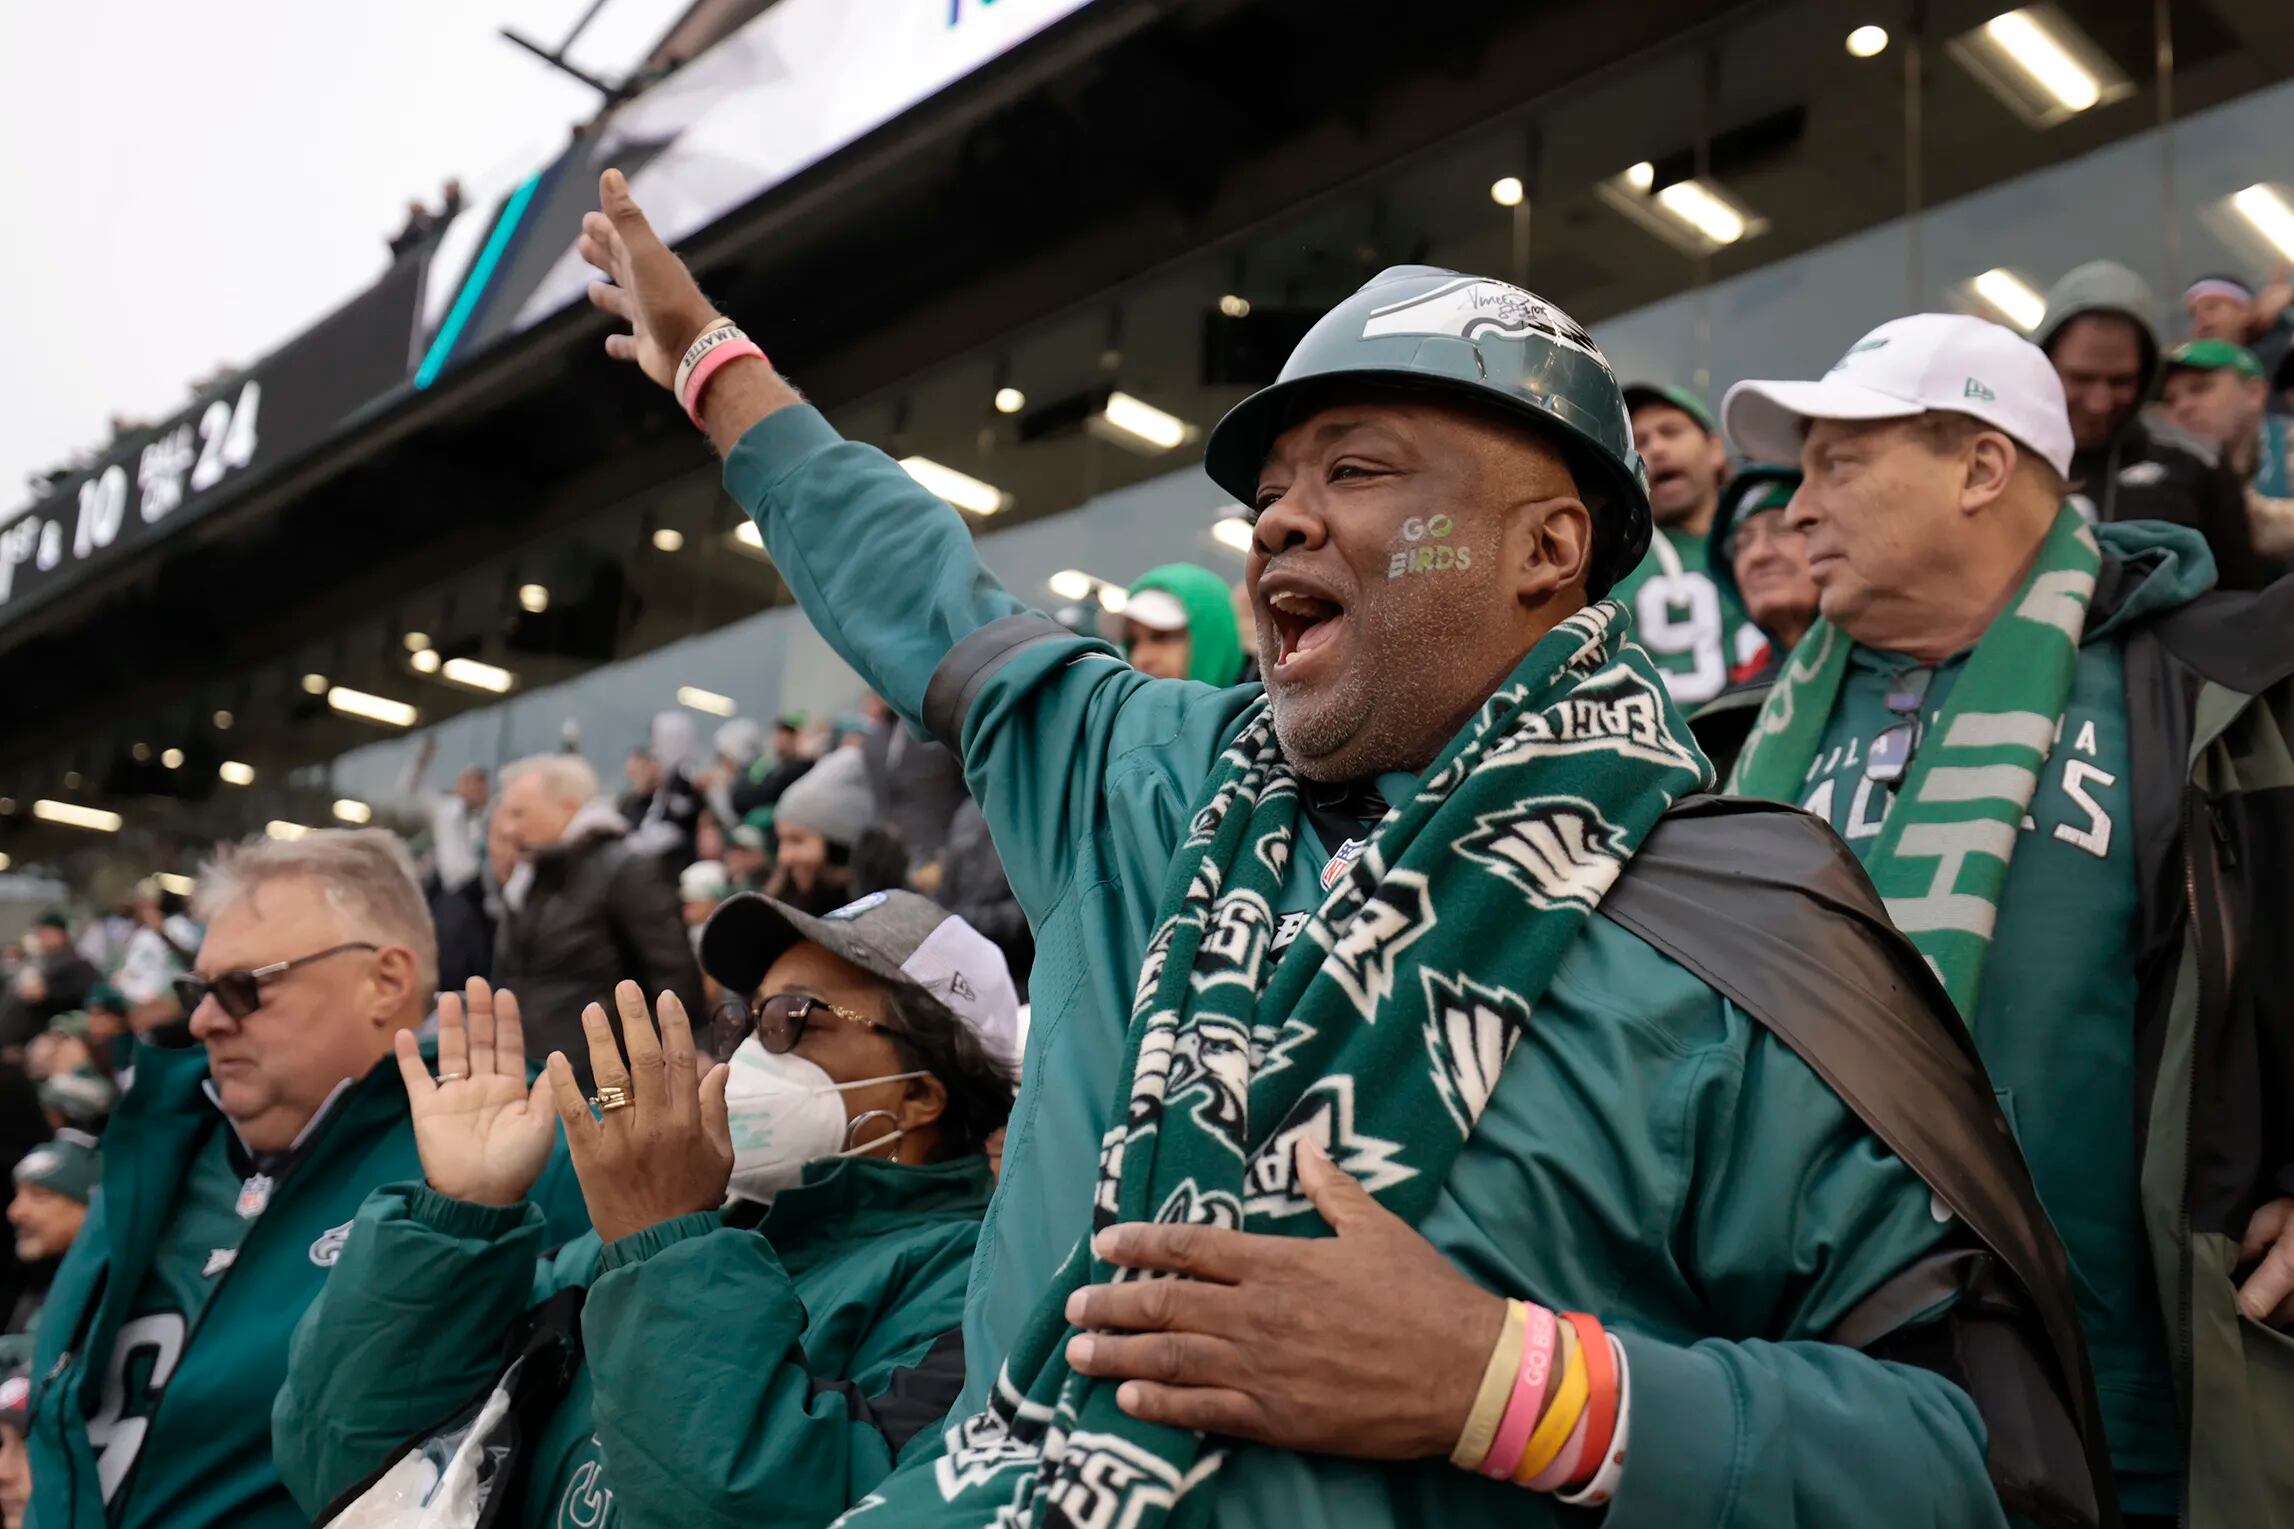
[716,404,2014,1527]
[1125,562,1245,686]
[274,1154,992,1529]
[22,1035,589,1529]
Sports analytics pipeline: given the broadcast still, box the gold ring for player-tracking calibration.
[590,1085,633,1112]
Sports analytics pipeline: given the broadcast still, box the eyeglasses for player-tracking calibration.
[1718,510,1802,565]
[705,990,900,1063]
[1865,668,1935,787]
[173,941,379,1021]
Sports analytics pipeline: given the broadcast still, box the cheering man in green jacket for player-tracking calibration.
[22,831,589,1529]
[576,171,2106,1528]
[1720,312,2294,1529]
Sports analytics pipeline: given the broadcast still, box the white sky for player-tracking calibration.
[0,0,692,507]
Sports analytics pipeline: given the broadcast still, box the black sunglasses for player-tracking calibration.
[1865,667,1935,788]
[173,941,379,1021]
[705,991,901,1063]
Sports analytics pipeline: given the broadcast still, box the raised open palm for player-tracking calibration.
[394,977,559,1207]
[578,168,723,391]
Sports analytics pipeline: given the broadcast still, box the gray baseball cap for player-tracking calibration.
[700,889,1020,1068]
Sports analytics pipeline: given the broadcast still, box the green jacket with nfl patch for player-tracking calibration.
[21,1034,587,1529]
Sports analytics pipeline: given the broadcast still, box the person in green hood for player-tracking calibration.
[275,892,1020,1529]
[1111,562,1247,685]
[2033,259,2284,589]
[1723,311,2294,1529]
[568,171,2112,1528]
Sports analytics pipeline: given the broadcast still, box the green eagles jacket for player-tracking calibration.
[275,1153,992,1529]
[1694,526,2294,1529]
[22,1034,588,1529]
[723,404,2010,1526]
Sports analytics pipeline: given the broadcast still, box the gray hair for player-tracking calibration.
[195,829,438,998]
[500,752,599,806]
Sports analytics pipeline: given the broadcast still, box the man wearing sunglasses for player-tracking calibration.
[1721,311,2294,1529]
[20,830,587,1529]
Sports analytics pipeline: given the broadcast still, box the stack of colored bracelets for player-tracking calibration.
[1448,1299,1630,1505]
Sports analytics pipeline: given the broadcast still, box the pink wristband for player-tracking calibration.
[683,338,766,427]
[1524,1396,1592,1491]
[1477,1303,1556,1478]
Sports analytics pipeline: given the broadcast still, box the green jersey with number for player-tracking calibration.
[1794,638,2179,1515]
[23,1040,590,1529]
[1608,525,1763,707]
[90,1127,251,1515]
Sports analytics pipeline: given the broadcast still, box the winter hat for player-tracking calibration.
[771,748,874,850]
[713,718,766,768]
[38,1068,115,1132]
[13,1128,102,1204]
[680,860,732,905]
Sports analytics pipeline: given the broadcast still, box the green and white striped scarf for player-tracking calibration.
[1728,504,2100,1016]
[836,601,1711,1529]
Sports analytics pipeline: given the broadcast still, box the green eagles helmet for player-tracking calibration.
[1202,266,1651,596]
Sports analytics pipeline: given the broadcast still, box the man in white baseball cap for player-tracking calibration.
[1717,311,2294,1529]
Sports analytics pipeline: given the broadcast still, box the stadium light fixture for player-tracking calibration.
[333,798,373,825]
[1090,393,1196,456]
[1100,587,1129,616]
[517,584,550,614]
[678,685,737,717]
[1657,181,1747,245]
[404,632,431,652]
[1489,177,1525,208]
[1599,169,1765,255]
[1048,569,1094,601]
[410,649,442,674]
[1212,517,1255,554]
[154,872,196,896]
[327,685,419,729]
[2231,185,2294,263]
[131,743,152,763]
[302,673,329,695]
[994,387,1027,415]
[0,854,10,871]
[652,527,685,552]
[62,772,81,790]
[33,800,121,833]
[1218,294,1251,319]
[899,456,1009,515]
[1948,7,2129,127]
[441,657,515,694]
[732,521,767,554]
[1971,268,2047,331]
[1846,25,1889,58]
[266,821,311,842]
[219,761,256,786]
[161,748,184,769]
[212,710,234,730]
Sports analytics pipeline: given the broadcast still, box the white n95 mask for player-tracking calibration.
[723,1035,924,1204]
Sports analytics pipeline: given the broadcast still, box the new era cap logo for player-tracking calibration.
[1964,377,1995,400]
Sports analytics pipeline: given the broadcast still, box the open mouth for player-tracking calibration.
[1265,588,1346,672]
[1649,467,1687,494]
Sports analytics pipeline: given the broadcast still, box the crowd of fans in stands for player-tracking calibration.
[0,229,2288,1529]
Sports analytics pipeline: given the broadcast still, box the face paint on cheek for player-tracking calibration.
[1387,542,1474,579]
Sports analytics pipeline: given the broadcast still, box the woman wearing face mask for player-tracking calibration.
[273,889,1019,1529]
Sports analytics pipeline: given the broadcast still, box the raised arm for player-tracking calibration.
[577,170,1257,923]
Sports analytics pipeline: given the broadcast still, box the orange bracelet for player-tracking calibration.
[1561,1313,1619,1489]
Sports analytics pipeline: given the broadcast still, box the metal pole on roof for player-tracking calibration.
[1692,44,1717,397]
[2156,0,2180,297]
[1904,3,1926,311]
